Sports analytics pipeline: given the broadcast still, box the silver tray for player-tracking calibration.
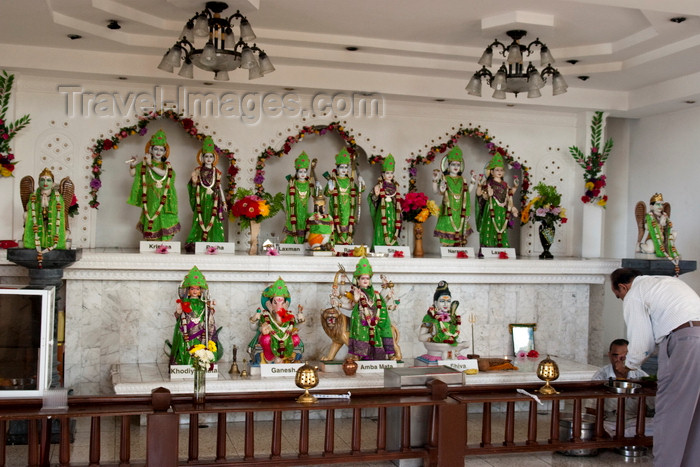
[604,380,641,394]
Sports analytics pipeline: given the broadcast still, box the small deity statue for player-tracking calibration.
[433,146,478,246]
[475,153,519,249]
[168,266,223,366]
[635,193,679,260]
[419,281,461,346]
[20,168,73,253]
[306,193,333,251]
[127,129,180,241]
[331,257,399,360]
[368,154,403,247]
[324,147,365,245]
[248,277,305,363]
[283,152,316,244]
[184,136,226,251]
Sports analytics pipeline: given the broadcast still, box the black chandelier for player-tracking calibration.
[157,1,275,81]
[466,30,567,99]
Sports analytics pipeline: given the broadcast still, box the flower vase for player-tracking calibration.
[413,223,424,257]
[538,221,555,260]
[193,368,206,405]
[248,221,261,255]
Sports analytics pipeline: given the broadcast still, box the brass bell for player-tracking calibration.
[295,362,319,404]
[536,355,560,395]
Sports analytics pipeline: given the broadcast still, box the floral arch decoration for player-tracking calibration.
[253,121,377,196]
[88,109,238,208]
[406,125,531,225]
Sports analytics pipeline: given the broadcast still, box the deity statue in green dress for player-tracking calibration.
[368,154,403,247]
[184,136,226,252]
[20,167,73,252]
[306,193,333,251]
[283,152,316,244]
[168,266,223,366]
[433,146,477,246]
[324,148,365,245]
[248,277,305,363]
[127,129,180,241]
[419,281,461,345]
[635,193,680,260]
[475,152,519,249]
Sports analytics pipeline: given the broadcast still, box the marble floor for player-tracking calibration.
[4,412,652,466]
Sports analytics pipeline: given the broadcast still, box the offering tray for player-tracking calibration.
[604,380,641,394]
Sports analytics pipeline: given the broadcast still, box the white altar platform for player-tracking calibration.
[110,357,599,396]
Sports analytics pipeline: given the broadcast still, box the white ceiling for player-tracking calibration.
[1,0,699,117]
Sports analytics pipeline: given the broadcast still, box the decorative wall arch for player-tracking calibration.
[87,109,238,209]
[406,124,532,224]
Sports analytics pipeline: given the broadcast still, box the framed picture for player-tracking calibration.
[509,323,536,355]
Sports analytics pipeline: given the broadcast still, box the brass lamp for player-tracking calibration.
[536,355,560,394]
[295,362,319,404]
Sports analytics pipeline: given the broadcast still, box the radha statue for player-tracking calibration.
[127,129,180,241]
[168,266,223,366]
[475,153,519,249]
[433,146,477,246]
[184,136,226,251]
[248,277,305,363]
[368,154,403,247]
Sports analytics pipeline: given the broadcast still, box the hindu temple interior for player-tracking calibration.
[0,1,698,465]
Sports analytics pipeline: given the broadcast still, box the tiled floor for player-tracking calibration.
[3,413,652,466]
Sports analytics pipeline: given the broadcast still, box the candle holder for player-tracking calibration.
[536,355,560,394]
[295,362,319,404]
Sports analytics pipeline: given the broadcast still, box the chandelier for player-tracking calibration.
[157,1,275,81]
[466,30,567,99]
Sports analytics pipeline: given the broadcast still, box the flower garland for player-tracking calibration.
[0,70,31,177]
[88,109,238,208]
[194,167,221,240]
[377,185,402,244]
[406,125,531,224]
[648,214,680,275]
[568,111,613,207]
[139,162,172,231]
[29,191,62,268]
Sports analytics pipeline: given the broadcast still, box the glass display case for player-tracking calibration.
[0,285,55,398]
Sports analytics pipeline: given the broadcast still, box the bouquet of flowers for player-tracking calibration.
[0,70,31,177]
[230,188,283,229]
[568,111,613,207]
[189,341,217,371]
[401,191,439,223]
[521,182,568,226]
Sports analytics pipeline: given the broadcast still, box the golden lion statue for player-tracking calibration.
[319,306,402,361]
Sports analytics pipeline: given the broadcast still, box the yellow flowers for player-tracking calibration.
[426,200,440,217]
[585,181,595,190]
[207,340,217,353]
[521,198,538,224]
[189,343,205,354]
[414,208,430,223]
[597,198,607,207]
[258,200,270,217]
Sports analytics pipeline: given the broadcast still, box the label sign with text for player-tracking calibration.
[480,247,517,259]
[194,242,235,254]
[356,360,399,373]
[260,362,304,377]
[140,241,181,254]
[169,364,219,380]
[374,245,411,257]
[440,247,475,258]
[277,244,305,256]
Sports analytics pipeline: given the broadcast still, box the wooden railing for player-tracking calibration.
[0,380,654,467]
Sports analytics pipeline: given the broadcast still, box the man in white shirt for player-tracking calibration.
[591,338,652,437]
[611,268,700,467]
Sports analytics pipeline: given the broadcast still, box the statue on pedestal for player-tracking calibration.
[476,153,519,249]
[368,154,403,247]
[184,136,226,251]
[418,281,466,360]
[324,148,365,245]
[248,277,305,363]
[283,152,316,244]
[127,129,180,241]
[635,193,680,260]
[168,266,222,366]
[433,146,477,246]
[306,193,333,251]
[20,168,73,254]
[329,257,401,361]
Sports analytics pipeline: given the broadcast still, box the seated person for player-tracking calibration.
[588,338,654,437]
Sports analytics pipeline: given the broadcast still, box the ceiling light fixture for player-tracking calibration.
[466,30,567,99]
[158,1,274,81]
[107,20,121,30]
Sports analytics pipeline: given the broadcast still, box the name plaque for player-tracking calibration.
[442,359,478,372]
[440,246,475,258]
[374,245,411,257]
[356,360,398,373]
[140,241,181,254]
[169,364,219,380]
[332,244,363,255]
[480,247,517,259]
[260,362,304,377]
[194,242,235,254]
[277,244,305,256]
